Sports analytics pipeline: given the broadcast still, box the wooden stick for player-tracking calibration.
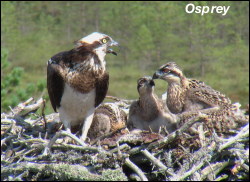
[141,149,174,176]
[105,95,134,104]
[170,161,204,181]
[147,113,207,150]
[42,130,85,155]
[124,158,148,181]
[218,123,249,152]
[213,174,228,181]
[41,98,47,130]
[200,161,231,180]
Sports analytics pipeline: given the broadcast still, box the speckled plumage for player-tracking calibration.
[88,102,127,140]
[153,62,249,135]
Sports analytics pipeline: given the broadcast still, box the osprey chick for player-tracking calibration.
[153,62,248,134]
[88,102,127,140]
[153,62,232,114]
[128,76,177,133]
[47,32,118,142]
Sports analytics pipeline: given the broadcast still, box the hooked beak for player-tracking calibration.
[107,40,119,56]
[152,71,161,79]
[149,79,155,87]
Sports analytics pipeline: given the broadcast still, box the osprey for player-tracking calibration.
[128,76,177,133]
[152,62,248,134]
[152,62,232,114]
[47,32,118,142]
[88,102,127,140]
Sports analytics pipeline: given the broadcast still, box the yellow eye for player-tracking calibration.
[102,38,107,44]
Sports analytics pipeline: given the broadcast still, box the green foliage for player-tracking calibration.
[1,1,249,113]
[1,48,24,110]
[1,48,46,112]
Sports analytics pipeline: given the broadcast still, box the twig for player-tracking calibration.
[18,98,44,116]
[128,114,206,156]
[124,158,148,181]
[41,98,47,130]
[213,174,229,181]
[141,149,174,176]
[170,142,217,181]
[1,118,15,136]
[198,124,206,147]
[129,174,141,181]
[105,95,134,104]
[109,143,130,153]
[171,161,204,181]
[42,130,110,156]
[42,130,86,155]
[147,113,207,150]
[241,163,249,172]
[218,123,249,152]
[10,97,34,115]
[1,135,17,147]
[13,138,47,147]
[52,143,103,153]
[200,161,231,180]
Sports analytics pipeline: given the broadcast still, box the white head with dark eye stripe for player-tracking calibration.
[137,76,155,95]
[153,62,183,84]
[76,32,119,61]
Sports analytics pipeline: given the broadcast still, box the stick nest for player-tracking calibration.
[1,97,249,181]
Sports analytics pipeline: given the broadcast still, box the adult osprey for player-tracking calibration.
[47,32,118,142]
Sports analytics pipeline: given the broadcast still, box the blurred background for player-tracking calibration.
[1,1,249,113]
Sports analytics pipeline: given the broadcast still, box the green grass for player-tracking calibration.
[107,63,168,99]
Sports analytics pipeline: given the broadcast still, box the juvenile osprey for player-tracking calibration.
[128,76,177,133]
[47,32,118,142]
[88,102,127,140]
[153,62,248,134]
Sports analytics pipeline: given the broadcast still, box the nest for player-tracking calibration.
[1,97,249,181]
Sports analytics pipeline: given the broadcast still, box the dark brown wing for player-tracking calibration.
[47,61,65,112]
[95,72,109,107]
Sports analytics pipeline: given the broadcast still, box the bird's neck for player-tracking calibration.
[71,47,106,75]
[167,81,186,114]
[94,47,107,65]
[139,92,162,120]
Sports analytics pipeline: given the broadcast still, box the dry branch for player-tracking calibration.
[218,123,249,152]
[141,149,174,176]
[124,158,148,181]
[147,112,207,150]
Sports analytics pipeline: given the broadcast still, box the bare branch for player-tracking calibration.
[218,123,249,152]
[141,149,174,176]
[124,158,148,181]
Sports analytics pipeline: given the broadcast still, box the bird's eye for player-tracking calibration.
[138,79,145,85]
[102,38,107,44]
[162,68,170,73]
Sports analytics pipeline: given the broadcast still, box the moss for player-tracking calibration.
[39,163,128,181]
[100,168,128,181]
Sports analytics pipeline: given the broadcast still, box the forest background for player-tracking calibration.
[1,1,249,113]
